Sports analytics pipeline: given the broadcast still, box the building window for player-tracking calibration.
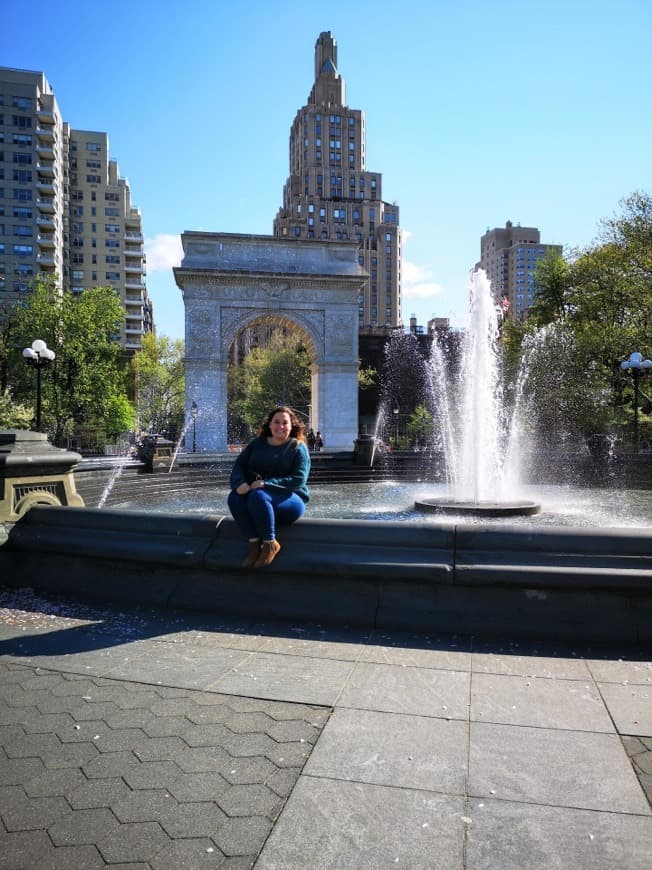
[13,169,32,182]
[12,207,31,219]
[12,116,32,129]
[12,244,33,256]
[86,142,102,152]
[105,255,120,264]
[105,207,120,217]
[13,152,32,164]
[12,134,32,146]
[13,189,32,201]
[105,271,120,281]
[13,226,32,236]
[86,174,101,183]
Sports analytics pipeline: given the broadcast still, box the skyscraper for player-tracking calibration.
[0,67,151,354]
[477,221,562,318]
[273,32,401,335]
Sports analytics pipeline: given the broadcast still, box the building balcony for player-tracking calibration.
[36,180,55,195]
[124,232,143,243]
[36,145,55,160]
[38,234,55,249]
[125,294,144,304]
[37,253,56,268]
[36,198,55,214]
[36,107,55,125]
[35,126,55,143]
[37,163,55,178]
[124,264,145,275]
[36,216,55,230]
[124,246,144,258]
[124,211,141,228]
[125,279,146,290]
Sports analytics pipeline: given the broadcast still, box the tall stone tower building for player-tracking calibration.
[0,67,152,354]
[477,221,562,319]
[273,32,401,335]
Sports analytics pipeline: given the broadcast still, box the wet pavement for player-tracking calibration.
[0,585,651,869]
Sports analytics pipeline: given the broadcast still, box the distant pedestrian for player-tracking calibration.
[315,431,324,452]
[307,429,316,452]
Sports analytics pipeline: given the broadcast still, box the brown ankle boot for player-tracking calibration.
[253,539,281,568]
[241,540,261,568]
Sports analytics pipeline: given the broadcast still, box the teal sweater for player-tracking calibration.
[230,437,311,503]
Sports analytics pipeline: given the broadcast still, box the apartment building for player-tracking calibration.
[273,32,401,335]
[0,67,151,354]
[477,220,562,318]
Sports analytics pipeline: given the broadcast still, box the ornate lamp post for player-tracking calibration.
[621,352,652,452]
[190,401,198,453]
[22,339,55,432]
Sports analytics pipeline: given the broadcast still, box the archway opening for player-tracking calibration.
[226,315,318,446]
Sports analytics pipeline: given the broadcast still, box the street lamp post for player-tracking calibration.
[621,352,652,453]
[393,406,399,448]
[190,401,198,453]
[22,339,55,432]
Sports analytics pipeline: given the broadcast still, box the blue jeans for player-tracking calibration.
[227,489,305,541]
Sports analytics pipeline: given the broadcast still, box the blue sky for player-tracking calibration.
[5,0,651,339]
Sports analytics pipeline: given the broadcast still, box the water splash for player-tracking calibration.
[97,453,132,509]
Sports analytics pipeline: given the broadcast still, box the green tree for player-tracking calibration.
[11,278,133,445]
[131,333,185,438]
[406,404,433,447]
[228,330,312,438]
[0,388,32,429]
[530,250,572,326]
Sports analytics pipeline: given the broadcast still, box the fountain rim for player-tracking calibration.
[414,497,542,517]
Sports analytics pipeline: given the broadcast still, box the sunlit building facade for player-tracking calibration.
[0,67,151,354]
[273,32,402,335]
[477,220,561,318]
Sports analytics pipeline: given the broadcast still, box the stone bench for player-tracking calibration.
[1,506,651,643]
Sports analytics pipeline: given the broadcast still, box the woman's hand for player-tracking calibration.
[249,479,265,490]
[235,483,250,495]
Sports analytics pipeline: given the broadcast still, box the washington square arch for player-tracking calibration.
[173,232,367,453]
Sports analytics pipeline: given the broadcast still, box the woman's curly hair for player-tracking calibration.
[259,406,307,443]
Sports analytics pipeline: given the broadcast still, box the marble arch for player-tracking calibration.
[174,232,367,452]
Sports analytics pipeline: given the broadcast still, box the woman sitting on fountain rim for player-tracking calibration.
[228,406,311,568]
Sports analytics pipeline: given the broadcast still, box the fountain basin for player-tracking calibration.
[415,497,541,517]
[2,505,651,645]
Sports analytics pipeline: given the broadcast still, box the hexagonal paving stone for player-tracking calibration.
[150,837,226,869]
[2,792,71,831]
[159,801,227,838]
[175,745,232,773]
[217,784,281,818]
[213,814,273,857]
[48,807,120,846]
[113,788,177,823]
[96,820,171,863]
[123,759,181,790]
[68,777,131,810]
[169,771,230,802]
[221,755,277,785]
[266,718,320,743]
[23,767,85,797]
[82,749,140,779]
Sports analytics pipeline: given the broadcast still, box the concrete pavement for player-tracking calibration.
[0,585,651,869]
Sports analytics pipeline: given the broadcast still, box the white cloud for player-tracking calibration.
[401,259,445,300]
[144,233,183,273]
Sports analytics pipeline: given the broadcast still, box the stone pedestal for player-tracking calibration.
[0,430,84,524]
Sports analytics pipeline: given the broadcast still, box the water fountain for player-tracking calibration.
[415,269,541,517]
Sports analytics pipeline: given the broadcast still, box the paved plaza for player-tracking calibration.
[0,585,651,869]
